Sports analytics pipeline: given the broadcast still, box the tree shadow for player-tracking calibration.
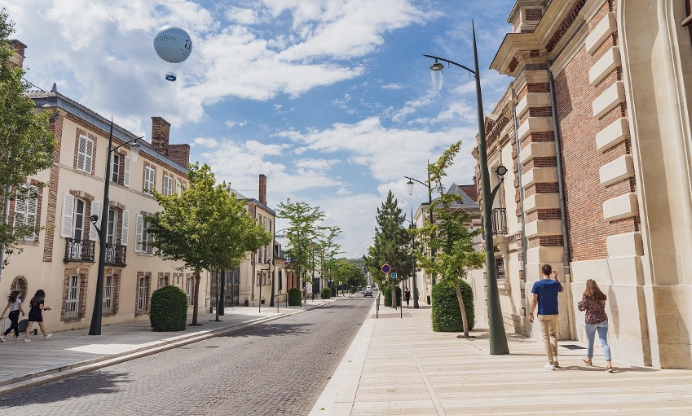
[0,371,131,406]
[217,322,312,339]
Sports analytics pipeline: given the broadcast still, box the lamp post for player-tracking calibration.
[404,208,419,309]
[88,121,141,335]
[423,22,510,355]
[405,168,433,307]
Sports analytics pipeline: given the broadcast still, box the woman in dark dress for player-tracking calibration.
[24,289,51,342]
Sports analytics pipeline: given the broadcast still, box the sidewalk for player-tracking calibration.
[0,298,333,396]
[311,303,692,415]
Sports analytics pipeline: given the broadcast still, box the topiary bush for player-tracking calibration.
[288,287,302,306]
[150,285,188,332]
[321,287,332,299]
[383,285,402,307]
[431,279,474,332]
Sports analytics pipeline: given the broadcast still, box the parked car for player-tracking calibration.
[364,286,373,297]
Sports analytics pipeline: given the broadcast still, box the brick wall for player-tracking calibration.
[151,117,170,155]
[168,144,190,167]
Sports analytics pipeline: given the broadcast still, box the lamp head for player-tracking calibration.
[429,59,444,91]
[406,178,414,195]
[130,139,142,163]
[495,165,508,178]
[90,214,99,225]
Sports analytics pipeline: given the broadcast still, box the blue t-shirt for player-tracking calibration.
[531,279,562,315]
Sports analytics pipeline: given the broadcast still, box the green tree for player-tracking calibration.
[331,259,366,295]
[147,163,271,325]
[414,142,485,337]
[277,199,325,291]
[317,226,342,293]
[364,191,410,289]
[0,10,56,263]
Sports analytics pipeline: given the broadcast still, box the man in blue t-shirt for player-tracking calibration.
[530,264,563,370]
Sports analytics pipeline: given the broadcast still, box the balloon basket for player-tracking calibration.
[165,72,177,82]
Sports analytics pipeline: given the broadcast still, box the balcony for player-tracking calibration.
[64,238,95,263]
[105,243,127,267]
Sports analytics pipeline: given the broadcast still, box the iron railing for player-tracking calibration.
[104,243,127,267]
[64,238,95,263]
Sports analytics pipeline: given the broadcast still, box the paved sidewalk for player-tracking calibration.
[311,303,692,415]
[0,298,333,396]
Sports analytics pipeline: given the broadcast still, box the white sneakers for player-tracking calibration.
[44,333,52,340]
[544,363,555,370]
[23,338,30,343]
[0,335,5,343]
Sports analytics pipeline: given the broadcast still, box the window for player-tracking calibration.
[76,135,94,174]
[14,184,39,241]
[144,166,156,194]
[135,214,153,254]
[103,275,114,315]
[106,208,118,244]
[137,276,149,313]
[111,154,120,182]
[162,174,174,196]
[65,275,80,320]
[186,277,193,305]
[176,179,183,196]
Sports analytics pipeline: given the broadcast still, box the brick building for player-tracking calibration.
[468,0,692,368]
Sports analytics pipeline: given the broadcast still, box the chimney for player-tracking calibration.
[8,40,27,69]
[168,144,190,167]
[151,116,171,155]
[258,174,267,205]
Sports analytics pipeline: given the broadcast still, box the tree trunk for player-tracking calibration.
[218,268,225,316]
[192,269,201,325]
[454,279,470,338]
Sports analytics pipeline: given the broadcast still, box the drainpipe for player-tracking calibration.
[547,64,575,340]
[512,96,528,317]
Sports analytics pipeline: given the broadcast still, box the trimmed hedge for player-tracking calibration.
[321,287,332,299]
[383,285,402,307]
[150,285,188,332]
[431,280,474,332]
[288,287,302,306]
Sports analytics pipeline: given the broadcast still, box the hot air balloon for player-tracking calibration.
[153,26,193,82]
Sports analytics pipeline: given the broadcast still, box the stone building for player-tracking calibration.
[469,0,692,368]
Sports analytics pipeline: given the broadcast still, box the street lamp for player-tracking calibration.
[404,209,419,309]
[423,21,510,355]
[405,169,433,307]
[89,121,142,335]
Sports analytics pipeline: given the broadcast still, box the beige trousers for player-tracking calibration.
[538,314,559,364]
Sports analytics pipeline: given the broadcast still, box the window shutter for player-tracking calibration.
[60,193,75,238]
[89,200,101,241]
[25,186,38,241]
[77,136,86,171]
[121,209,129,246]
[85,138,94,174]
[124,156,131,187]
[176,179,183,196]
[135,213,143,252]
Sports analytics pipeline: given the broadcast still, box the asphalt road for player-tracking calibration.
[0,297,374,416]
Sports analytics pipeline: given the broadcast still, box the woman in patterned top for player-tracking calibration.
[578,279,613,372]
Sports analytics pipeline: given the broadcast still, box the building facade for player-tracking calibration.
[469,0,692,368]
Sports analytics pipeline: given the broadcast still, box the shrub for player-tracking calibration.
[150,285,188,332]
[431,279,474,332]
[382,285,402,307]
[288,288,302,306]
[321,287,332,299]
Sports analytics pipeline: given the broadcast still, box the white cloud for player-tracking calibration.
[225,120,248,128]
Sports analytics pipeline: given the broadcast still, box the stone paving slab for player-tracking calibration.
[311,304,692,416]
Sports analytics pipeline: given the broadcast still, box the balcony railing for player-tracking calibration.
[105,243,127,267]
[491,208,508,236]
[64,238,95,263]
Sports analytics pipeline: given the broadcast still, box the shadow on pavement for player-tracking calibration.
[218,322,312,339]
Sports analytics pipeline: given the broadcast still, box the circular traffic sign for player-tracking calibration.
[381,264,391,274]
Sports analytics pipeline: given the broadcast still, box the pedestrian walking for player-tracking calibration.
[24,289,52,342]
[0,290,25,341]
[578,279,614,372]
[404,289,411,306]
[529,264,563,370]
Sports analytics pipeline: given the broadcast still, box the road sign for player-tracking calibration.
[391,272,398,279]
[381,264,391,274]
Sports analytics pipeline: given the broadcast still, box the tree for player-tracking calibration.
[0,10,56,265]
[317,226,342,293]
[147,163,271,325]
[364,191,410,289]
[331,259,366,295]
[414,142,485,337]
[277,199,325,296]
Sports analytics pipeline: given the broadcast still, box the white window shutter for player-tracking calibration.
[25,186,38,241]
[135,213,143,253]
[60,193,75,238]
[121,209,129,246]
[89,200,101,241]
[124,156,131,187]
[77,136,86,171]
[85,138,94,174]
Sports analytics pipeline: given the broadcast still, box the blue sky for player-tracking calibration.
[3,0,517,258]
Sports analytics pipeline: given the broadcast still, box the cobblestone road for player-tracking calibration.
[0,298,373,416]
